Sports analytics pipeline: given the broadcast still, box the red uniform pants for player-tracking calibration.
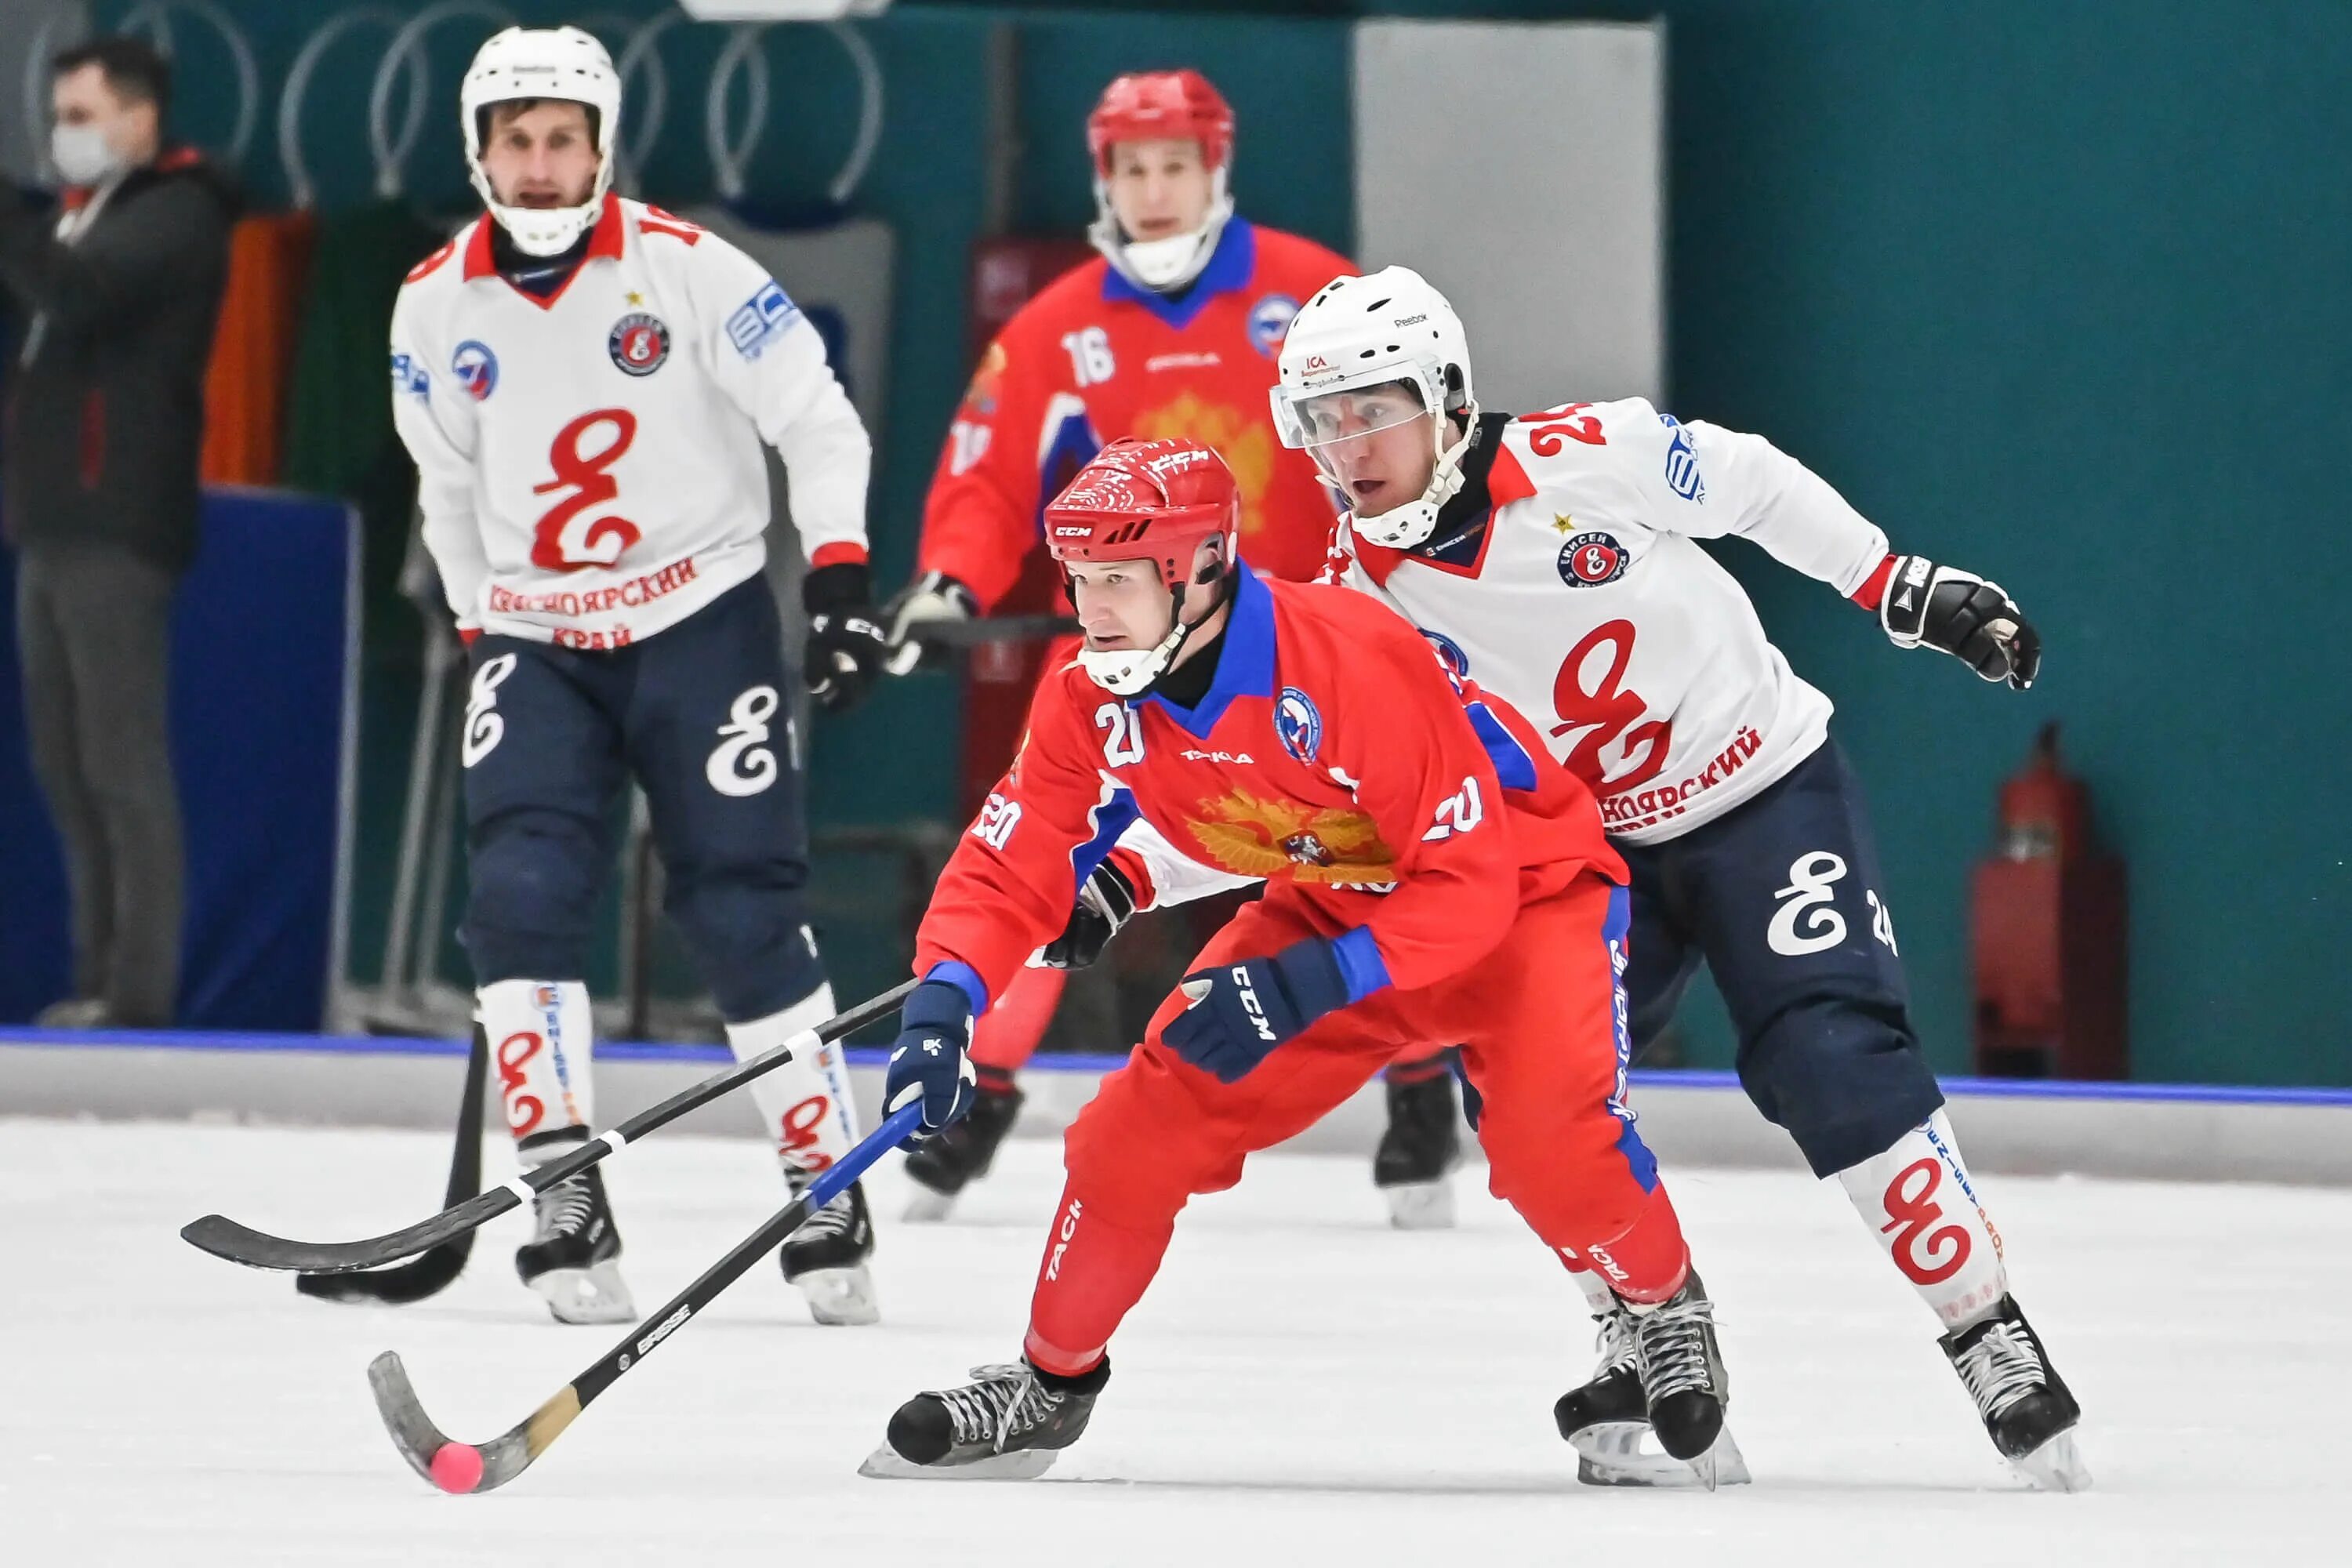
[1022,869,1689,1375]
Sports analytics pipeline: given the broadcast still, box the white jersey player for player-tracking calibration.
[1270,266,2085,1490]
[389,27,890,1327]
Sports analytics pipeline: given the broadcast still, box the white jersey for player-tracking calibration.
[390,197,870,649]
[1324,399,1889,844]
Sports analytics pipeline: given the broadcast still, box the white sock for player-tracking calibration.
[477,979,595,1157]
[1565,1256,1621,1316]
[727,983,860,1180]
[1835,1109,2009,1331]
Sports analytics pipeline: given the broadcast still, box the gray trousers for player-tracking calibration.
[14,544,183,1024]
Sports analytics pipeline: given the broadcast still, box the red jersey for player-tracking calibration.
[919,222,1353,609]
[914,571,1624,1010]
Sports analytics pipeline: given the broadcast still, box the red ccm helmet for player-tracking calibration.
[1084,71,1237,293]
[1045,437,1242,695]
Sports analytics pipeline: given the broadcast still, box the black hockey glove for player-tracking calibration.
[803,561,889,713]
[1880,554,2042,691]
[881,570,979,677]
[1039,857,1141,971]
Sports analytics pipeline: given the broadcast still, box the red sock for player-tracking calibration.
[1577,1183,1690,1305]
[1022,1178,1174,1377]
[969,965,1065,1075]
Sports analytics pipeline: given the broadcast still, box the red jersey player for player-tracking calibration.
[880,71,1465,1225]
[859,439,1744,1488]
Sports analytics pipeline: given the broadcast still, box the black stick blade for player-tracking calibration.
[180,1185,518,1274]
[370,1351,579,1496]
[294,1236,474,1304]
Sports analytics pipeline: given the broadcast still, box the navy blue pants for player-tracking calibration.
[458,576,825,1022]
[1618,739,1944,1177]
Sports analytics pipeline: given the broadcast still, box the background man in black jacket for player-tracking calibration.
[0,38,237,1028]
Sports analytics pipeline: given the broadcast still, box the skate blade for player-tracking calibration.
[857,1444,1058,1481]
[1381,1178,1456,1231]
[528,1261,637,1326]
[1570,1421,1750,1490]
[790,1263,880,1327]
[2009,1428,2092,1493]
[901,1186,957,1224]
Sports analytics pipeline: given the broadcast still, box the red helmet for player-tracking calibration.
[1045,437,1240,593]
[1087,71,1235,176]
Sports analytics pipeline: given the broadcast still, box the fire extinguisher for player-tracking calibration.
[1970,723,2129,1078]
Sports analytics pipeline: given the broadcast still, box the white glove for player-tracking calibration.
[881,571,978,676]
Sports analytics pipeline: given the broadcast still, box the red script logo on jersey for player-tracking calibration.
[531,408,645,572]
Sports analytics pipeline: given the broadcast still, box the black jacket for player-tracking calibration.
[0,150,239,573]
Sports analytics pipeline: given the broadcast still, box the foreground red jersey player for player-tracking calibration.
[881,71,1465,1225]
[858,439,1745,1489]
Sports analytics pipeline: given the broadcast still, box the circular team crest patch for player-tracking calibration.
[1556,531,1631,588]
[1275,686,1323,764]
[452,339,498,401]
[608,313,670,376]
[1420,629,1471,680]
[1247,292,1301,358]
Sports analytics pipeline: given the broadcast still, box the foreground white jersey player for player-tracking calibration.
[1279,267,2085,1491]
[390,27,890,1327]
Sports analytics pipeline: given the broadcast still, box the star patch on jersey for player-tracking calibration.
[1274,687,1323,764]
[608,313,670,376]
[1556,531,1631,588]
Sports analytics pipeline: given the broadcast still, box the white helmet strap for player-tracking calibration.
[1088,166,1234,295]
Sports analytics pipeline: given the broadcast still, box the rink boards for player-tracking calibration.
[5,1026,2348,1187]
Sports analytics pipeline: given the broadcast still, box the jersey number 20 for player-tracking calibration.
[531,408,644,572]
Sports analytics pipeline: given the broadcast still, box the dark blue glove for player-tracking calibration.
[884,978,978,1148]
[1163,937,1353,1083]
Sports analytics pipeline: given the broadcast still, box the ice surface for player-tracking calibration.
[4,1116,2344,1566]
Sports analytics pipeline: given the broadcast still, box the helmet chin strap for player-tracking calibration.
[1087,172,1234,294]
[1075,573,1230,697]
[1346,405,1479,551]
[470,162,612,258]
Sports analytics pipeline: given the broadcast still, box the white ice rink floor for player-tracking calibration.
[5,1116,2346,1566]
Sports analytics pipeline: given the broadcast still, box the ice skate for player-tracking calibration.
[901,1079,1024,1222]
[780,1171,878,1326]
[859,1358,1109,1480]
[514,1161,635,1326]
[1372,1068,1461,1229]
[1563,1275,1748,1490]
[1942,1294,2090,1492]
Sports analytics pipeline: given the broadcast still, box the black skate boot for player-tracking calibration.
[1553,1301,1646,1461]
[1941,1294,2090,1491]
[1371,1064,1462,1229]
[901,1073,1023,1222]
[779,1171,878,1326]
[859,1357,1110,1480]
[1568,1273,1748,1490]
[513,1132,635,1326]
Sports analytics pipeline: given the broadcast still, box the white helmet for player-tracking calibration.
[1269,266,1478,550]
[461,27,621,258]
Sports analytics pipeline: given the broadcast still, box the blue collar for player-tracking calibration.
[1100,219,1257,329]
[1141,565,1276,737]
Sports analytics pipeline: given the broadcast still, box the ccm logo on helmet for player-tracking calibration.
[1054,526,1093,536]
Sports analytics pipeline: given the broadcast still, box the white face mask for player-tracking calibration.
[50,123,122,186]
